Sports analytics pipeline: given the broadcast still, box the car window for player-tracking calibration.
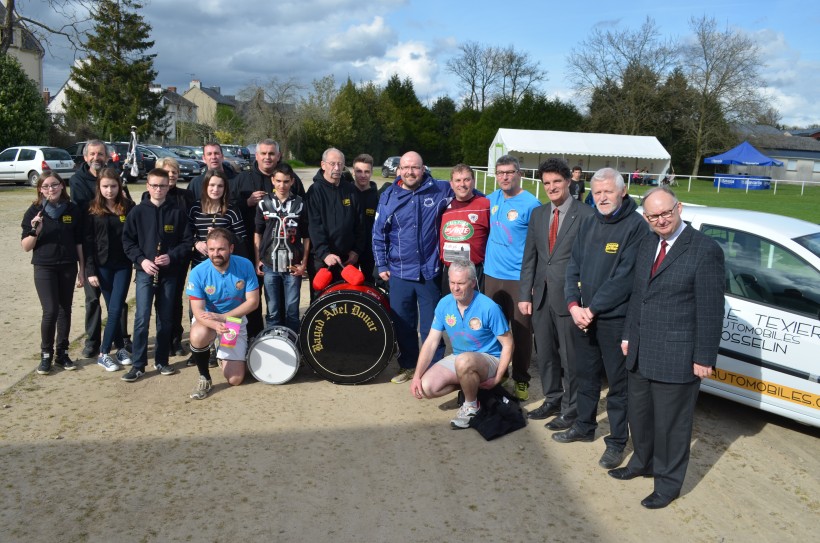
[702,224,820,319]
[794,232,820,259]
[0,148,18,161]
[18,149,37,161]
[42,148,72,160]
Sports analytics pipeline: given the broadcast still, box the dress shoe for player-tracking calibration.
[527,401,561,420]
[552,426,594,443]
[608,467,652,481]
[598,446,626,469]
[641,491,678,509]
[545,414,575,430]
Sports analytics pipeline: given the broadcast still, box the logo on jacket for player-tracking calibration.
[366,208,376,217]
[205,285,216,295]
[468,213,478,223]
[164,224,174,233]
[605,242,619,254]
[119,215,126,223]
[443,220,473,241]
[445,314,457,327]
[342,198,351,206]
[506,209,518,221]
[235,280,245,290]
[62,216,72,224]
[468,317,482,330]
[491,205,499,215]
[423,197,435,208]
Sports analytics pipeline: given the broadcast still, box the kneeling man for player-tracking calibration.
[187,227,260,399]
[410,259,513,428]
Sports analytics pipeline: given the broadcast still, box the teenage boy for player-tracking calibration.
[254,163,310,333]
[121,169,193,382]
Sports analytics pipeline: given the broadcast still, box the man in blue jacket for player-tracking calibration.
[373,151,453,384]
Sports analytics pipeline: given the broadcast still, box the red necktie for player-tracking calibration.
[548,207,559,253]
[651,240,667,276]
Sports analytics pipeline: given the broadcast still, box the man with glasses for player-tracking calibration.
[69,140,132,358]
[121,169,194,382]
[306,148,366,290]
[373,151,454,384]
[610,187,724,509]
[555,167,649,472]
[483,155,541,400]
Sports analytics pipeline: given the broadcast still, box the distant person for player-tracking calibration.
[187,228,260,399]
[439,164,490,293]
[84,168,135,371]
[519,158,594,428]
[483,155,541,401]
[569,166,585,201]
[21,173,84,375]
[410,259,513,428]
[351,153,379,283]
[611,187,724,509]
[188,142,237,202]
[554,167,649,472]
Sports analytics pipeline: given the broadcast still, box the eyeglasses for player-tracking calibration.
[323,162,344,168]
[401,166,423,171]
[496,169,518,177]
[41,183,62,190]
[148,183,170,190]
[644,205,677,223]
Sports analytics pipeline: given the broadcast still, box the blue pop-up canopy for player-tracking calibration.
[704,141,784,167]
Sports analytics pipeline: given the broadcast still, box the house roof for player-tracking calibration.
[0,4,44,54]
[736,125,820,154]
[192,86,236,107]
[162,90,196,108]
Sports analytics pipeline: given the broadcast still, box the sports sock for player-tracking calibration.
[190,344,211,381]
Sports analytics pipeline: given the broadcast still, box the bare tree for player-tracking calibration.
[682,15,768,177]
[1,0,93,55]
[238,77,304,158]
[497,45,547,104]
[566,16,678,95]
[446,41,503,111]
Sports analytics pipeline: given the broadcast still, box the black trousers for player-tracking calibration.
[34,264,77,353]
[627,369,700,497]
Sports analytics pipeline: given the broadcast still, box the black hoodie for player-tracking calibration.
[564,195,649,319]
[68,163,98,211]
[306,169,366,262]
[122,198,193,271]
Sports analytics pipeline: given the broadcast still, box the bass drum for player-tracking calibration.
[246,326,300,384]
[299,283,395,384]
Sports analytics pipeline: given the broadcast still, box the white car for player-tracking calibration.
[678,206,820,428]
[0,146,76,186]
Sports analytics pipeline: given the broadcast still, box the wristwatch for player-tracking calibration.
[28,228,38,237]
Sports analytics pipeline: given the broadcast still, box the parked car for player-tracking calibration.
[108,141,149,178]
[0,146,76,186]
[676,205,820,428]
[64,141,119,169]
[221,145,251,171]
[166,145,207,169]
[382,156,400,178]
[138,145,202,181]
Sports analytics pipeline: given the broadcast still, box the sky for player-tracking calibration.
[24,0,820,127]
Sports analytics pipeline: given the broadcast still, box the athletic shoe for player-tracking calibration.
[36,353,53,375]
[121,367,145,382]
[190,376,213,400]
[97,353,120,372]
[450,403,480,429]
[115,348,132,366]
[514,380,529,401]
[54,352,76,371]
[390,368,414,384]
[155,363,177,376]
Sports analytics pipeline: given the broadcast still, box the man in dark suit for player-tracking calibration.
[519,158,594,428]
[610,187,724,509]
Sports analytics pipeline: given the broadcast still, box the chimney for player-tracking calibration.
[190,79,201,89]
[167,86,177,93]
[42,89,51,105]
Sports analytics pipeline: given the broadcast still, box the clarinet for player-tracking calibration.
[153,242,162,289]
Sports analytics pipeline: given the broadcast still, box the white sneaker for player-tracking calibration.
[450,403,480,429]
[97,353,121,372]
[390,368,414,384]
[115,348,132,366]
[190,376,212,400]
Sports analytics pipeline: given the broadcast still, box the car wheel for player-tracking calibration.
[28,171,40,186]
[382,167,390,178]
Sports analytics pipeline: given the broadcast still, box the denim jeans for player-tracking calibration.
[96,265,132,354]
[262,265,302,333]
[132,269,176,370]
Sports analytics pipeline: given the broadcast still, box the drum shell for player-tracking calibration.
[299,284,395,384]
[247,326,300,385]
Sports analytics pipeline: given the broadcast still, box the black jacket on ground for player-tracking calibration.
[122,199,193,272]
[306,169,366,262]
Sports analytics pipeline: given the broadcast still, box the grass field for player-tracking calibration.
[428,168,820,224]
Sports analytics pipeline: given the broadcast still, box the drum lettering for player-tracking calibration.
[351,304,378,332]
[312,319,325,352]
[322,304,348,319]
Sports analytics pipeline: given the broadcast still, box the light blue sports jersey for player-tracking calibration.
[187,255,259,314]
[484,189,541,280]
[432,292,508,356]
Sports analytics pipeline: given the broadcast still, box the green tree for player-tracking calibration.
[64,0,165,141]
[0,53,48,148]
[585,62,663,136]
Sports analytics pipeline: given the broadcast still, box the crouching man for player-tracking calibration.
[410,259,513,428]
[186,227,260,399]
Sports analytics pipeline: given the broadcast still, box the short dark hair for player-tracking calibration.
[450,163,474,180]
[206,227,233,245]
[273,162,295,178]
[537,158,571,181]
[353,154,373,167]
[571,166,582,172]
[146,168,170,181]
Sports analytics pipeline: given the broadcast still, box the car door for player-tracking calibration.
[0,148,20,181]
[16,148,38,182]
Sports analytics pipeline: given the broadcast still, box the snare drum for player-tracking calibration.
[246,326,300,384]
[299,283,395,384]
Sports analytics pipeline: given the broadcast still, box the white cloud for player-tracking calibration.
[368,41,446,97]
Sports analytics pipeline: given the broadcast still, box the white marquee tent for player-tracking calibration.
[488,128,672,179]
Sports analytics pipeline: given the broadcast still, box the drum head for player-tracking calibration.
[299,289,395,384]
[247,328,300,385]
